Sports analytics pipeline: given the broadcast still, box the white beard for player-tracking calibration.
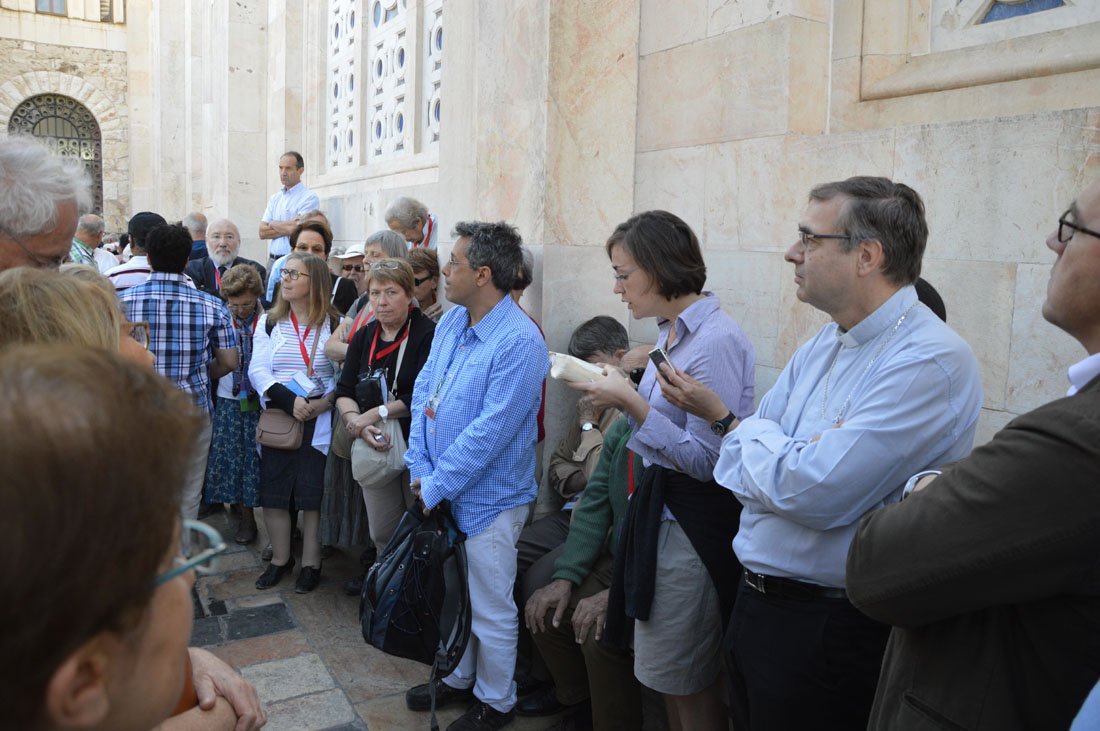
[209,249,235,267]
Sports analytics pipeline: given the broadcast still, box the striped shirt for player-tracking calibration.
[120,272,236,414]
[248,314,336,400]
[406,295,549,537]
[105,255,153,292]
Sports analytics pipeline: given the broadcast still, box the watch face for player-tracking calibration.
[710,422,725,436]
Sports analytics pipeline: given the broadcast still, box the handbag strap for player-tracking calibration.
[387,333,410,403]
[307,324,323,377]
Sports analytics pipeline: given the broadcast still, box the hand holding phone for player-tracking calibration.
[648,347,672,373]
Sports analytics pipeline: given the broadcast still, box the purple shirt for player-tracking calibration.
[629,292,755,482]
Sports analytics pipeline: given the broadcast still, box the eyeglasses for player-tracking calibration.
[1,233,64,270]
[447,257,469,269]
[612,268,637,283]
[226,301,257,313]
[153,520,227,586]
[342,264,366,273]
[280,268,311,281]
[371,260,403,271]
[1057,208,1100,244]
[413,275,433,286]
[798,229,852,251]
[124,320,150,350]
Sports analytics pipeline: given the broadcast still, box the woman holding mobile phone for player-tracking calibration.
[567,210,755,730]
[334,258,435,584]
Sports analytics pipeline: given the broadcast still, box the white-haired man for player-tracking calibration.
[385,196,438,249]
[183,211,209,261]
[185,218,267,298]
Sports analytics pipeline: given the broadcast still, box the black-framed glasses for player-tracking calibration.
[1057,208,1100,244]
[154,520,227,586]
[447,257,470,269]
[280,268,311,281]
[413,274,433,286]
[370,260,403,271]
[798,230,852,251]
[342,264,366,273]
[1,233,65,269]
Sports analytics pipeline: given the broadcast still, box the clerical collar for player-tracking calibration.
[836,286,918,349]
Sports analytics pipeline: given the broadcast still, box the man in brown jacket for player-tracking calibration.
[847,178,1100,730]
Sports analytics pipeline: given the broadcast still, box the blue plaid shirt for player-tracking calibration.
[406,295,549,537]
[120,272,236,415]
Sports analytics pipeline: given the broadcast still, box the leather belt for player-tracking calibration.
[743,569,848,601]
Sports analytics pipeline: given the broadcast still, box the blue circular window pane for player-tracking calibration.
[397,47,405,67]
[436,28,442,50]
[376,58,383,76]
[332,135,338,152]
[333,82,339,99]
[334,22,340,40]
[349,74,355,91]
[350,10,356,27]
[348,130,354,146]
[373,2,382,26]
[375,120,382,137]
[434,100,440,122]
[396,114,404,133]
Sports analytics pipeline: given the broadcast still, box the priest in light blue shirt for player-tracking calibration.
[713,177,983,731]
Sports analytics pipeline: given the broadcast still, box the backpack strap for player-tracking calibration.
[265,315,275,336]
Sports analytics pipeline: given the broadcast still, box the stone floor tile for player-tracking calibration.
[190,615,223,646]
[319,723,367,731]
[207,629,312,669]
[202,566,274,601]
[314,636,432,704]
[263,688,356,731]
[283,592,363,648]
[215,549,264,573]
[232,593,286,609]
[224,602,296,641]
[241,653,336,704]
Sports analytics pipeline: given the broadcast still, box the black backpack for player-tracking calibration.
[360,503,470,730]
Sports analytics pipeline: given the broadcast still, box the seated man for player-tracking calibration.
[524,415,642,731]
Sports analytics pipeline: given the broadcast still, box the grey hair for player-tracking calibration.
[512,246,534,291]
[182,211,208,237]
[384,196,429,228]
[0,135,93,238]
[567,315,629,361]
[365,229,408,259]
[77,214,105,237]
[453,220,523,293]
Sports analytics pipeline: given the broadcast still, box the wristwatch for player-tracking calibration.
[710,411,737,436]
[581,421,596,432]
[628,367,645,386]
[378,404,389,420]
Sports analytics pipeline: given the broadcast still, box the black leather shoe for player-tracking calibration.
[342,572,365,597]
[515,685,564,717]
[295,565,322,593]
[197,502,221,519]
[255,557,295,590]
[234,518,258,545]
[406,681,474,712]
[447,701,515,731]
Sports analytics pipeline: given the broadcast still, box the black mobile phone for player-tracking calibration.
[648,347,672,373]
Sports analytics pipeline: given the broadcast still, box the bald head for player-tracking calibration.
[206,218,241,267]
[183,212,208,241]
[74,214,104,247]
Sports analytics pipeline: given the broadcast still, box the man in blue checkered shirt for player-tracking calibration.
[404,221,549,731]
[121,223,238,525]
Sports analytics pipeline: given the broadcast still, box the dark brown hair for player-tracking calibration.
[290,219,334,256]
[605,210,706,300]
[267,252,337,328]
[406,247,440,280]
[0,345,202,730]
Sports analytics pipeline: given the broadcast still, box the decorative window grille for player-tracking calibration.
[8,94,103,214]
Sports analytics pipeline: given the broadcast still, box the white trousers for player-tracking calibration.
[182,415,214,522]
[444,503,528,712]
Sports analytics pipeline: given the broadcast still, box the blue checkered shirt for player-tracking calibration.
[406,295,549,537]
[120,272,236,415]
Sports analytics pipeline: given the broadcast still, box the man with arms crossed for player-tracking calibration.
[258,151,320,269]
[404,221,549,731]
[847,179,1100,730]
[712,176,984,730]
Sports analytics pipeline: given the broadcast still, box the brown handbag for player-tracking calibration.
[255,319,322,451]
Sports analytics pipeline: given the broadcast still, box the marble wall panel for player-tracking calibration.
[639,0,705,55]
[545,0,640,248]
[634,146,707,236]
[704,129,896,254]
[707,0,829,36]
[1005,262,1083,414]
[704,249,784,367]
[894,110,1097,265]
[773,261,831,366]
[973,407,1014,449]
[921,259,1016,411]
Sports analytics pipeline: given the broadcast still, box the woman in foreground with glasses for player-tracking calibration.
[0,273,264,730]
[250,252,338,593]
[334,257,436,591]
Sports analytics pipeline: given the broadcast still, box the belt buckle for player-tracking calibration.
[745,571,765,594]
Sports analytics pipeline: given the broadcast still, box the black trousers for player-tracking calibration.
[726,577,890,731]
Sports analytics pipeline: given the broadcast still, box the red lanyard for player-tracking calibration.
[627,449,636,497]
[213,265,222,289]
[415,216,434,248]
[368,319,411,365]
[349,307,374,340]
[234,314,259,336]
[289,311,313,372]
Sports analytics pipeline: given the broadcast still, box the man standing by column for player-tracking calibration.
[258,151,320,269]
[713,176,984,730]
[184,211,209,261]
[403,221,549,731]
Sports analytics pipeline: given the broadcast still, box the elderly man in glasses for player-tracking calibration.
[185,218,268,299]
[846,178,1100,731]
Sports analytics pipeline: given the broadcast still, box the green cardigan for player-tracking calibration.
[552,416,638,586]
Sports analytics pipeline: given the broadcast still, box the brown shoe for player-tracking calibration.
[235,517,258,545]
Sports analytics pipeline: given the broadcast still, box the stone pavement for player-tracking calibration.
[192,509,574,731]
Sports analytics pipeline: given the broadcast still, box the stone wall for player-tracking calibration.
[0,36,130,231]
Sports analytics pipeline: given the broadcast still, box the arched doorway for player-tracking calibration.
[7,94,104,214]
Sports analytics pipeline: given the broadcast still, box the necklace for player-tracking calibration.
[819,301,919,425]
